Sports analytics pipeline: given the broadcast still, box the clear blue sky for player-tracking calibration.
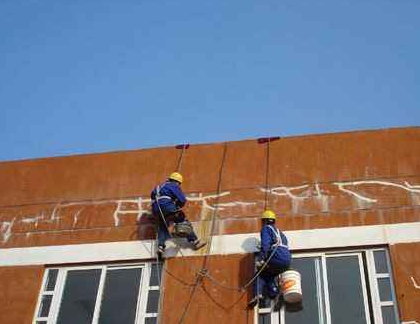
[1,1,419,162]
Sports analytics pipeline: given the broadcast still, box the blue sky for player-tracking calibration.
[1,1,419,161]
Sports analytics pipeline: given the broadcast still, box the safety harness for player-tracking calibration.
[153,182,173,203]
[268,225,289,250]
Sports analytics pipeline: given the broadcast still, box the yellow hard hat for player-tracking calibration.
[261,210,276,220]
[169,172,183,183]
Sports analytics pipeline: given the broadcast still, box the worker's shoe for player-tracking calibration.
[248,294,263,308]
[157,245,165,259]
[192,239,207,250]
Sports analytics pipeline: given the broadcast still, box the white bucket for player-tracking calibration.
[280,270,302,303]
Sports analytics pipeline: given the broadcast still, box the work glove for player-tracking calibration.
[255,260,265,269]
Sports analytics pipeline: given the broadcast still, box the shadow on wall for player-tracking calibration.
[242,236,260,253]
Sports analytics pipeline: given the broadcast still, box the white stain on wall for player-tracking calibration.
[334,182,378,204]
[334,180,420,208]
[260,185,310,199]
[20,214,45,228]
[1,218,15,243]
[112,197,151,226]
[315,183,329,212]
[213,201,256,210]
[260,185,311,213]
[187,191,231,211]
[1,179,420,243]
[411,277,420,290]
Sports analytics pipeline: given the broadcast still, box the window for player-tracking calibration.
[33,262,162,324]
[257,248,400,324]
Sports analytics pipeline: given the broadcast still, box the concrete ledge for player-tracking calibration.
[1,222,420,266]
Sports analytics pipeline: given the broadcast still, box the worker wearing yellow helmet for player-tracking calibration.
[249,209,291,307]
[151,172,206,258]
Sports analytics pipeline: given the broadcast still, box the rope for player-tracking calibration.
[264,139,271,210]
[175,142,229,324]
[176,144,187,172]
[198,242,281,292]
[152,140,282,320]
[182,138,280,294]
[203,142,228,258]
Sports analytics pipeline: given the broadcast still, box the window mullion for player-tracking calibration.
[91,266,107,324]
[357,253,372,324]
[271,303,280,323]
[135,264,148,324]
[366,250,383,324]
[385,249,401,323]
[50,269,68,324]
[32,269,49,324]
[315,257,326,324]
[321,254,332,324]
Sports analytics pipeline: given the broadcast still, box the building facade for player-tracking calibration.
[0,127,419,324]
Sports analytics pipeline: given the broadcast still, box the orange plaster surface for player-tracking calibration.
[0,266,44,324]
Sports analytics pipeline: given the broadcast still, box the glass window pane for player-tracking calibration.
[38,294,52,317]
[382,305,398,324]
[327,255,368,324]
[149,263,162,287]
[45,269,58,291]
[258,313,271,324]
[98,268,143,324]
[146,290,160,313]
[378,278,393,301]
[374,251,388,273]
[285,257,324,324]
[145,318,157,324]
[56,269,101,324]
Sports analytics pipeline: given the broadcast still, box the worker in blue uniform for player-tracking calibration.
[248,210,291,307]
[151,172,206,258]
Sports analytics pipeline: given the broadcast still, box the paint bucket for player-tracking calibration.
[280,270,302,303]
[174,221,193,238]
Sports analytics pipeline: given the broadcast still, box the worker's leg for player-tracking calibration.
[255,273,266,297]
[249,272,266,307]
[266,275,280,299]
[157,215,171,249]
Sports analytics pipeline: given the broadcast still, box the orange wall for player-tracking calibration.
[0,127,419,323]
[160,254,255,324]
[1,127,419,248]
[390,242,420,323]
[0,266,44,324]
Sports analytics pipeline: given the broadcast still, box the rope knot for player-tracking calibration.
[196,268,209,279]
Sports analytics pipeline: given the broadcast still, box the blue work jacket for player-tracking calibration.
[259,224,291,265]
[151,181,187,216]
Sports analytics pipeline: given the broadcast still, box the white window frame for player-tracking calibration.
[32,262,161,324]
[257,247,400,324]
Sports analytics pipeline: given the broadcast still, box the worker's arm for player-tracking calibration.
[170,184,187,207]
[259,226,272,260]
[150,188,156,200]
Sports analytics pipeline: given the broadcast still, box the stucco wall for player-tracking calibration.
[390,242,420,323]
[160,254,255,324]
[0,127,419,323]
[0,266,44,324]
[1,127,419,249]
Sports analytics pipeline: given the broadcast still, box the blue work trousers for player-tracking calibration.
[254,258,290,299]
[156,210,197,248]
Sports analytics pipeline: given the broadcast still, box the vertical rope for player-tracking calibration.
[156,143,187,324]
[176,142,228,324]
[176,144,187,172]
[203,142,228,259]
[264,139,271,210]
